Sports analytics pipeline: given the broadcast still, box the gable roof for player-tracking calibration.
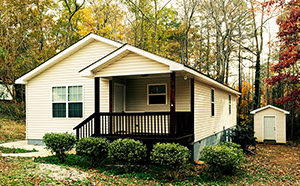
[79,44,184,76]
[15,33,122,84]
[79,43,240,95]
[15,33,240,95]
[250,105,290,114]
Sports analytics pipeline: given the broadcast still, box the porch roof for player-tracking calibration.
[79,43,240,95]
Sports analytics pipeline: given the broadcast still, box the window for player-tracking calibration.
[52,85,83,118]
[211,89,215,116]
[229,95,232,114]
[147,84,167,105]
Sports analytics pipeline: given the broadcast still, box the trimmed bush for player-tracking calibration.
[150,143,190,170]
[76,137,109,161]
[200,142,244,174]
[43,133,76,162]
[220,141,241,149]
[108,138,147,165]
[231,126,257,154]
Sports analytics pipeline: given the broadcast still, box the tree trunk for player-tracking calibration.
[238,26,242,125]
[206,21,210,76]
[254,54,261,109]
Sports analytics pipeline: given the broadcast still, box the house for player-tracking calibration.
[0,82,13,100]
[250,105,289,143]
[16,33,240,160]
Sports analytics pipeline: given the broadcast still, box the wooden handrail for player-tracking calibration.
[73,112,97,130]
[73,112,193,140]
[98,112,171,116]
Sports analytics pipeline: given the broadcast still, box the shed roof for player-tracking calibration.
[250,105,290,114]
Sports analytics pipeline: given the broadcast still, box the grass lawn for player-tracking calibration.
[0,144,299,185]
[0,117,299,185]
[0,117,25,143]
[0,146,37,153]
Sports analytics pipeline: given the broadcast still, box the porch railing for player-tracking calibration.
[74,112,193,139]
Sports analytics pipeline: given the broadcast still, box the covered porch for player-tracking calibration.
[74,72,194,144]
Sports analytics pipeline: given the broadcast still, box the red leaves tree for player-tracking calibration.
[266,0,300,139]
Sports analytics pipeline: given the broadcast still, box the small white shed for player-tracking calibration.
[250,105,290,143]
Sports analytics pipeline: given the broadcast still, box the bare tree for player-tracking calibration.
[199,0,251,84]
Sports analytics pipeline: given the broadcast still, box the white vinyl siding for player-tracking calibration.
[126,77,190,112]
[194,80,237,142]
[95,52,171,77]
[26,41,116,140]
[253,108,286,143]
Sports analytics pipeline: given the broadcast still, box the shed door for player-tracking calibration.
[264,116,275,140]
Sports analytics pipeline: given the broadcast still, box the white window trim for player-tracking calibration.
[211,88,215,117]
[51,84,84,119]
[147,83,168,105]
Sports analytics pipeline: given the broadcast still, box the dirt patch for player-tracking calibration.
[35,163,90,182]
[0,118,25,143]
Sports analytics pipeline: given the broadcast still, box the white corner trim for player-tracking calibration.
[15,34,122,84]
[250,105,290,115]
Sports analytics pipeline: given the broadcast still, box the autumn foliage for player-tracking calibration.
[238,81,253,126]
[266,0,300,110]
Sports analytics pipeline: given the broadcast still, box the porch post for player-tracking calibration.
[109,80,113,134]
[170,72,176,136]
[190,78,195,140]
[109,80,113,113]
[94,77,100,136]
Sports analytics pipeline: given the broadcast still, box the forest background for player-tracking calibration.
[0,0,298,139]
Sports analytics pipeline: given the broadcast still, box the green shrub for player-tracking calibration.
[150,143,190,170]
[76,137,109,161]
[200,142,244,174]
[231,126,257,154]
[220,141,241,149]
[43,133,76,162]
[108,138,147,165]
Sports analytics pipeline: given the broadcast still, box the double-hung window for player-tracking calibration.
[147,84,167,105]
[52,85,83,118]
[229,95,232,114]
[211,89,215,116]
